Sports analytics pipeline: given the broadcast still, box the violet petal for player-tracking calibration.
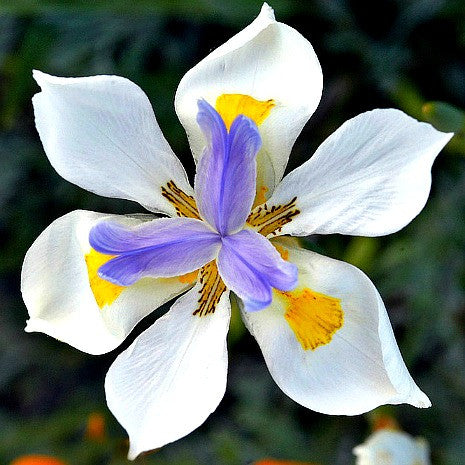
[194,99,261,235]
[217,229,297,311]
[89,217,221,286]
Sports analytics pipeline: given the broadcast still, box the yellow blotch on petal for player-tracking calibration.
[215,93,275,130]
[277,287,343,351]
[178,269,199,284]
[85,248,124,309]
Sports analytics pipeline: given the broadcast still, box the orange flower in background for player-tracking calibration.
[10,455,68,465]
[85,411,106,441]
[372,414,400,432]
[354,414,431,465]
[255,459,320,465]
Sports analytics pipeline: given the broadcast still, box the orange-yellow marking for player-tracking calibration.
[215,93,275,130]
[194,261,226,317]
[178,269,199,284]
[161,180,201,219]
[247,197,300,236]
[274,244,289,261]
[276,287,343,351]
[85,248,124,308]
[254,185,269,206]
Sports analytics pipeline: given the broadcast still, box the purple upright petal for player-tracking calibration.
[89,217,221,286]
[194,99,262,236]
[217,229,298,311]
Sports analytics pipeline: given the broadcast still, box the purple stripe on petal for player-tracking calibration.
[217,229,298,312]
[194,99,262,236]
[89,217,221,286]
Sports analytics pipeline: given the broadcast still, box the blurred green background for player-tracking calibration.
[1,0,465,464]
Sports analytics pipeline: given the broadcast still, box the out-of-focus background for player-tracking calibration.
[1,0,465,464]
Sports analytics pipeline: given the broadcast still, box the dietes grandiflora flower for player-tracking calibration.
[354,428,431,465]
[22,3,452,460]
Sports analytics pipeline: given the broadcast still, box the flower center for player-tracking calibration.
[86,95,299,318]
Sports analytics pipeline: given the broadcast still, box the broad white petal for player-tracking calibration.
[241,241,430,415]
[175,3,322,193]
[33,70,192,216]
[267,109,453,237]
[105,285,230,459]
[22,210,191,355]
[353,430,431,465]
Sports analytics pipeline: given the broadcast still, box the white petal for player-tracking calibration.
[105,285,230,459]
[267,109,453,237]
[22,210,191,355]
[32,70,192,216]
[175,3,323,192]
[241,241,430,415]
[353,430,431,465]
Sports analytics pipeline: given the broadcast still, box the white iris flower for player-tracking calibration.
[354,429,431,465]
[21,3,452,460]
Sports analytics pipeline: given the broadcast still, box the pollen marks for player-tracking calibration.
[247,197,300,236]
[276,287,343,351]
[194,261,226,317]
[161,181,200,219]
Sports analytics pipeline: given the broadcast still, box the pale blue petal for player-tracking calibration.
[217,229,297,311]
[194,99,261,235]
[89,217,221,285]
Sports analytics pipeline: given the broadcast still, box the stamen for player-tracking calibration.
[161,180,201,219]
[247,197,300,236]
[193,261,226,317]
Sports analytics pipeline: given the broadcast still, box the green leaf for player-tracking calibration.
[0,22,55,129]
[422,101,465,133]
